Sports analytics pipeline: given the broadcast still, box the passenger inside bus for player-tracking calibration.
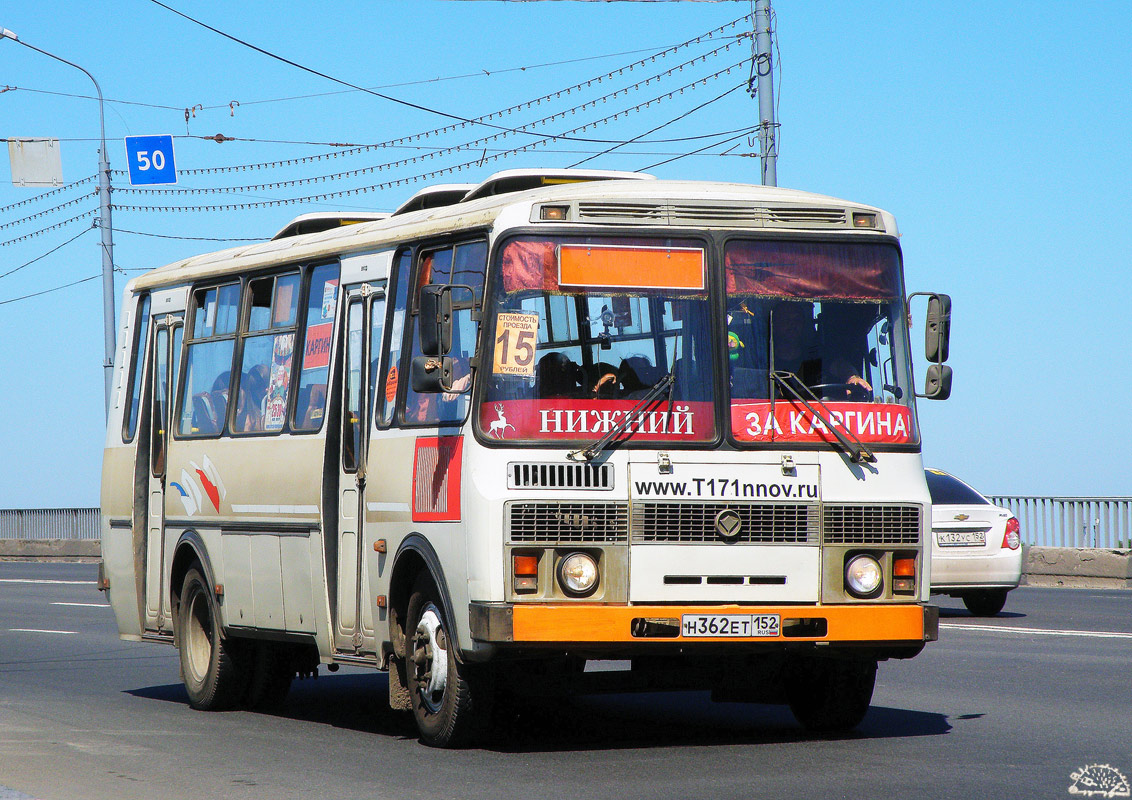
[536,352,583,398]
[729,299,876,401]
[616,355,662,398]
[236,364,269,432]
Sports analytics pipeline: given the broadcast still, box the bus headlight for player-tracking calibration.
[845,554,883,598]
[557,552,599,597]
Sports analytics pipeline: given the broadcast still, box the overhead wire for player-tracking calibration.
[0,191,96,232]
[0,210,97,247]
[149,0,655,142]
[568,82,746,168]
[0,225,94,280]
[113,68,752,213]
[112,53,751,198]
[2,31,741,118]
[0,273,99,306]
[107,14,751,178]
[115,227,261,242]
[637,127,754,172]
[0,176,96,215]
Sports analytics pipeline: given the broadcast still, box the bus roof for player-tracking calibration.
[130,170,895,292]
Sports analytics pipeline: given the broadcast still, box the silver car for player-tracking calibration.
[926,469,1023,616]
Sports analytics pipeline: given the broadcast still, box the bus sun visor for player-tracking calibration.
[725,241,902,300]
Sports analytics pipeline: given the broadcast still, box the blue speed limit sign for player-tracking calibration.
[124,135,177,185]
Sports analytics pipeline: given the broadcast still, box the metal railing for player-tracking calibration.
[0,508,101,541]
[2,500,1131,550]
[988,496,1132,550]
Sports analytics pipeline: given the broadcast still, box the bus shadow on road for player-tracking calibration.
[127,675,950,751]
[126,671,417,740]
[478,692,951,753]
[937,608,1026,620]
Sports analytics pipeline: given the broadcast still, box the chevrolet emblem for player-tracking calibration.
[715,509,743,540]
[953,513,969,521]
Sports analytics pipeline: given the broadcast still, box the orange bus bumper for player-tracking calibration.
[471,603,938,645]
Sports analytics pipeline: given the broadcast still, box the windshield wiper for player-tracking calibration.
[567,371,676,462]
[771,370,877,464]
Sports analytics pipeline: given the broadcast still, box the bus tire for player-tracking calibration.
[405,574,481,747]
[177,567,248,711]
[786,656,876,733]
[962,589,1007,617]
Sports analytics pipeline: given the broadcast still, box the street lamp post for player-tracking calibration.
[1,27,117,419]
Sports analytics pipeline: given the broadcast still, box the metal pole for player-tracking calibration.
[1,28,116,418]
[754,0,777,186]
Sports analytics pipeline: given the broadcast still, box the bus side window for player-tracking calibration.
[178,283,239,437]
[403,240,486,425]
[378,249,413,427]
[122,294,151,442]
[293,263,340,432]
[235,272,300,434]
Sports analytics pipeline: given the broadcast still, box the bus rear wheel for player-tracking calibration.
[405,575,481,747]
[177,567,248,710]
[786,656,876,733]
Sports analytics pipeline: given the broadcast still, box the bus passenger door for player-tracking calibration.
[144,314,181,632]
[334,285,384,652]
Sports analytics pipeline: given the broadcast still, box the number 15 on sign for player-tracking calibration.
[493,312,539,376]
[124,135,177,186]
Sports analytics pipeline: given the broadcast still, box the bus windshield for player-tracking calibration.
[725,239,918,446]
[479,236,715,443]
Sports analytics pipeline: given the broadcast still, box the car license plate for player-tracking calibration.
[681,614,780,638]
[936,530,987,547]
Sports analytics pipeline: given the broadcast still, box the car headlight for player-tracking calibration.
[557,552,599,597]
[845,554,883,598]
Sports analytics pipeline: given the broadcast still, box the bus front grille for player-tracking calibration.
[506,501,629,544]
[822,504,922,545]
[507,462,614,490]
[630,502,819,544]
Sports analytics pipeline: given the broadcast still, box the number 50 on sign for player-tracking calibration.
[124,135,177,186]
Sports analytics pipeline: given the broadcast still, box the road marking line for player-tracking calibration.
[941,622,1132,640]
[0,579,94,585]
[9,629,77,635]
[50,602,107,608]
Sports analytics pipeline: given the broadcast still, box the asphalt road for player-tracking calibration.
[1,562,1129,800]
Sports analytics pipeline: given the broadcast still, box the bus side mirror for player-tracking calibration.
[922,364,952,400]
[924,293,951,363]
[909,291,954,401]
[418,284,453,357]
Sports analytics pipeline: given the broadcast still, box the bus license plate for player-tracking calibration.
[681,614,780,638]
[936,530,986,547]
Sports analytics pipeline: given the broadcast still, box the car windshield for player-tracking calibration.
[725,239,918,447]
[479,236,715,443]
[925,469,990,505]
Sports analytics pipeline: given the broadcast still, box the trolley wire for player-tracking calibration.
[0,225,94,280]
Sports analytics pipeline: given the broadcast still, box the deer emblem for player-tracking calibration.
[487,403,515,439]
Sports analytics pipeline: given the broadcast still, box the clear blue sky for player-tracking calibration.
[1,1,1129,508]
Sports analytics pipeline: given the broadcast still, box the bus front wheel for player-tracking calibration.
[786,656,876,733]
[177,567,248,710]
[405,574,481,747]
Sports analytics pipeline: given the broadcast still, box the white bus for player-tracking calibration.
[100,169,952,747]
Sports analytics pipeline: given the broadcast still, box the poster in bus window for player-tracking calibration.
[303,322,333,370]
[321,279,338,320]
[266,333,294,430]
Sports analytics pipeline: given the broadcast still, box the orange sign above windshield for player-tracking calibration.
[558,244,704,290]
